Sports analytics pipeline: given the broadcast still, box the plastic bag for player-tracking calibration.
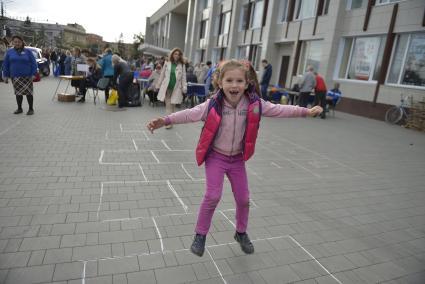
[107,88,118,105]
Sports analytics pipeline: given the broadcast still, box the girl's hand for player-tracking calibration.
[146,117,165,133]
[308,106,323,117]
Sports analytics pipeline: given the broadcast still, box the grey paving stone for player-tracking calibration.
[72,244,111,261]
[19,236,61,251]
[354,261,408,283]
[112,274,128,284]
[154,264,197,284]
[60,234,87,248]
[5,264,54,284]
[30,214,67,225]
[98,255,140,275]
[138,253,166,270]
[50,223,76,235]
[258,265,301,284]
[0,251,30,269]
[28,250,46,266]
[316,255,357,273]
[290,260,328,280]
[4,238,23,253]
[44,248,72,264]
[52,261,84,281]
[99,230,134,244]
[127,269,156,284]
[69,275,112,284]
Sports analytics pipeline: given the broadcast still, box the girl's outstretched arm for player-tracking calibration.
[262,99,323,118]
[146,99,210,133]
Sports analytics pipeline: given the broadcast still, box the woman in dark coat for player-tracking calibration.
[111,54,133,108]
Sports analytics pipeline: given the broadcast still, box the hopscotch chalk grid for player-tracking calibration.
[79,123,344,284]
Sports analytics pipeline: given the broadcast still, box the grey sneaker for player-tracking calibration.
[234,232,254,254]
[190,234,206,257]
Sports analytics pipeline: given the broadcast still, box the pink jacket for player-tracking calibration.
[165,97,309,159]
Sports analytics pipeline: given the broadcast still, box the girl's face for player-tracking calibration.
[219,68,248,107]
[172,51,180,62]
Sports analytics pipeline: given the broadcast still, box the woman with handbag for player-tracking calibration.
[2,35,37,115]
[155,47,187,129]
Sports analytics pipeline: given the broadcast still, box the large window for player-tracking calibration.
[337,36,386,81]
[237,45,262,70]
[278,0,289,22]
[298,40,322,74]
[346,0,365,10]
[199,0,212,11]
[237,46,250,60]
[239,1,266,30]
[219,12,231,35]
[387,33,425,88]
[250,0,264,29]
[200,20,209,39]
[295,0,317,20]
[239,4,250,31]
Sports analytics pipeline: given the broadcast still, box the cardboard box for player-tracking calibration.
[57,93,76,102]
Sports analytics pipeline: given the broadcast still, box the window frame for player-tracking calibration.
[375,0,404,6]
[346,0,365,10]
[298,40,323,75]
[250,0,264,29]
[337,35,386,83]
[386,33,425,90]
[219,11,231,36]
[295,0,317,21]
[278,0,289,23]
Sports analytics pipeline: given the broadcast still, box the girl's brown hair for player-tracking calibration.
[239,60,261,95]
[211,60,249,91]
[168,47,185,65]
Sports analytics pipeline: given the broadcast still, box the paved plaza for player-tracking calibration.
[0,77,424,284]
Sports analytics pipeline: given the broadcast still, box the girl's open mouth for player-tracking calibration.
[229,90,240,96]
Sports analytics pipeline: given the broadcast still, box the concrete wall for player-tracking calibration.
[168,13,187,50]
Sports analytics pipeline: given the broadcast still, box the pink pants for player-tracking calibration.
[195,151,250,235]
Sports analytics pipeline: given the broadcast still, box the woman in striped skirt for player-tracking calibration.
[2,35,37,115]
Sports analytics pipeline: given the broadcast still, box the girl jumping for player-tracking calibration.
[146,60,323,256]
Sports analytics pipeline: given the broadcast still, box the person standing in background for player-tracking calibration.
[155,47,187,128]
[2,35,37,115]
[64,50,72,75]
[97,48,114,102]
[314,72,327,119]
[260,59,272,101]
[111,54,133,108]
[0,37,9,82]
[298,65,316,107]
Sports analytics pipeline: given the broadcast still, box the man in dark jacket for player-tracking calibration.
[260,59,272,101]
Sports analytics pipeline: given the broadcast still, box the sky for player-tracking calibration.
[4,0,168,43]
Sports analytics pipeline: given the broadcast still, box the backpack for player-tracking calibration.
[126,83,141,107]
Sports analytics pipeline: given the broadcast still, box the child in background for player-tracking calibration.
[146,60,322,257]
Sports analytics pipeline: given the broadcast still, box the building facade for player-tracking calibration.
[145,0,425,119]
[3,17,63,48]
